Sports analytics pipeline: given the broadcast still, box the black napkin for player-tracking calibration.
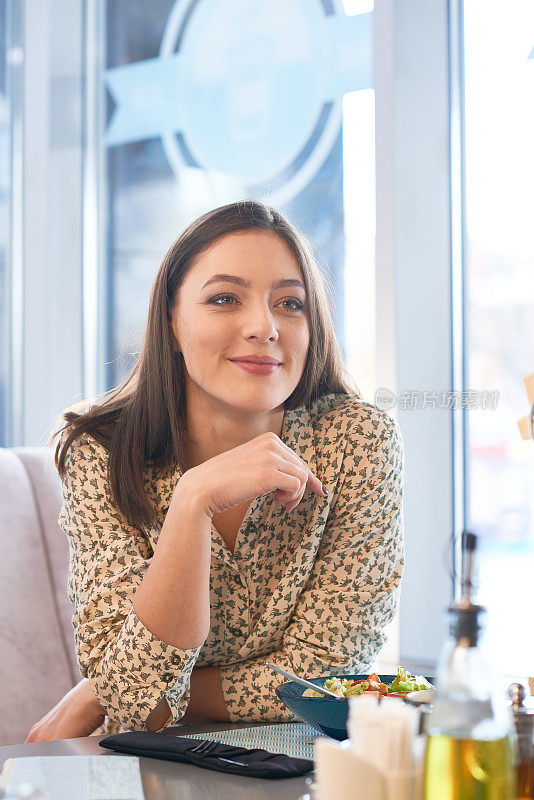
[99,732,314,779]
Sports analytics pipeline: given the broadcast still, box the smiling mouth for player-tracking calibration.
[229,360,281,374]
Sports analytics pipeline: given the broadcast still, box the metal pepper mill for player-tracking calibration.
[508,682,534,799]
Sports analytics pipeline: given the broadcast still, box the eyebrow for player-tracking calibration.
[201,273,306,291]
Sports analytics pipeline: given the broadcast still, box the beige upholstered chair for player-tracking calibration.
[0,447,82,745]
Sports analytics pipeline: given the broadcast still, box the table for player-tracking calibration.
[0,721,314,800]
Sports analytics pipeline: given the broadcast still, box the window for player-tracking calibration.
[0,0,22,447]
[0,0,10,446]
[99,0,376,401]
[463,0,534,675]
[4,0,480,678]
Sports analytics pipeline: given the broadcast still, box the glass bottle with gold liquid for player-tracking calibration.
[424,532,516,800]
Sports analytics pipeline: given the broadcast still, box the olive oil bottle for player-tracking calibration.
[425,734,515,799]
[424,532,516,800]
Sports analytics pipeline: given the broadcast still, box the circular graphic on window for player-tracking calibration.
[105,0,371,205]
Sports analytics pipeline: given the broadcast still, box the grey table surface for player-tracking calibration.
[0,721,315,800]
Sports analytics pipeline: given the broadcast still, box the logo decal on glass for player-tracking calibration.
[104,0,372,204]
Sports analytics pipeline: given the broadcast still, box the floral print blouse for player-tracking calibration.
[58,392,404,734]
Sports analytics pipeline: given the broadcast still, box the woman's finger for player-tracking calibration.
[270,458,308,503]
[274,439,326,497]
[270,462,323,512]
[284,482,308,513]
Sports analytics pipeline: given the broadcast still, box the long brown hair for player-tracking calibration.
[55,200,360,531]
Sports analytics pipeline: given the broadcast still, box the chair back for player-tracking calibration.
[0,447,81,745]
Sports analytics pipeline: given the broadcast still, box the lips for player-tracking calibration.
[229,356,281,365]
[230,360,280,376]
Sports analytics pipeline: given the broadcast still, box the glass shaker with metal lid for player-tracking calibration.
[508,682,534,799]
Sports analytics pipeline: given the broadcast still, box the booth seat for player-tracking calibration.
[0,447,81,745]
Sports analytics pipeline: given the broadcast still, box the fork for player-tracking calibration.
[265,661,343,699]
[188,739,219,755]
[188,739,248,766]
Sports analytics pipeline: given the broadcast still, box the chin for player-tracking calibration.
[223,391,286,414]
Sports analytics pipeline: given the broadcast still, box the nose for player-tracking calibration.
[240,301,279,343]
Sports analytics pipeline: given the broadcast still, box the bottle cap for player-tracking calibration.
[446,530,486,645]
[446,602,486,646]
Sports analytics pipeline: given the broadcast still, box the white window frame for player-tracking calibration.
[374,0,465,668]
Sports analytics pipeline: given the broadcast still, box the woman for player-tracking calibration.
[26,200,404,742]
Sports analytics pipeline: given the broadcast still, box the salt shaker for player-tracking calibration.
[508,682,534,799]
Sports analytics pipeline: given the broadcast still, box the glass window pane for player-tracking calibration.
[91,0,395,660]
[99,0,375,402]
[0,0,16,446]
[464,0,534,675]
[0,0,8,445]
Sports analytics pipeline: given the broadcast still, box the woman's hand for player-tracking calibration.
[24,678,105,743]
[180,431,327,517]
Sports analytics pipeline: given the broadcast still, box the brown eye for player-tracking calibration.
[208,294,304,312]
[281,298,304,312]
[209,294,236,305]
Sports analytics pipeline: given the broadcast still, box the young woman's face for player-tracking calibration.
[170,229,310,415]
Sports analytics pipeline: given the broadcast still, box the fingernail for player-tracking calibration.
[321,484,328,496]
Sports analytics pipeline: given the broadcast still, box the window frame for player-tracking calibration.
[374,0,465,668]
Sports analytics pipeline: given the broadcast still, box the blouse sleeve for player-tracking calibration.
[219,410,405,723]
[58,431,202,730]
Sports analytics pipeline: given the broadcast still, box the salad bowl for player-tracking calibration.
[275,671,434,740]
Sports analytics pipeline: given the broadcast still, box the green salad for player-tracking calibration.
[301,666,434,699]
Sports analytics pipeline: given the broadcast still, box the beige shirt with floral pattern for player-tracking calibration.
[58,392,404,734]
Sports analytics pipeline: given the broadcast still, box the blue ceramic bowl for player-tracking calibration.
[275,673,434,741]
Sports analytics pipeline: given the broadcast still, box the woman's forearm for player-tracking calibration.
[132,473,212,650]
[85,678,106,716]
[146,666,230,730]
[186,666,230,721]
